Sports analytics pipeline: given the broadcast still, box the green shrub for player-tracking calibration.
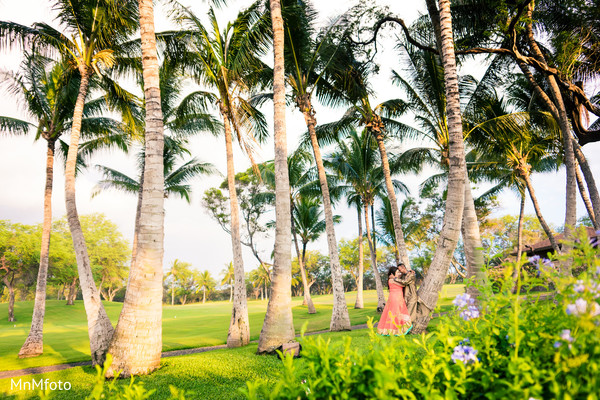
[244,229,600,399]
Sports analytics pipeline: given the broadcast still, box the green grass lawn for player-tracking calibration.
[0,285,464,373]
[0,329,382,400]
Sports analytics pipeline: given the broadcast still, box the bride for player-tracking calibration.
[377,266,413,336]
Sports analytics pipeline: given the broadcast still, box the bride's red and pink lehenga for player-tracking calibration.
[377,278,412,335]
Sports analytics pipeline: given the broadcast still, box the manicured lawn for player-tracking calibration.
[0,329,383,399]
[0,286,464,372]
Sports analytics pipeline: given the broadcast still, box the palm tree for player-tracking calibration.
[259,150,319,313]
[327,129,408,311]
[293,196,341,311]
[1,0,140,365]
[221,262,235,302]
[172,4,269,349]
[0,53,132,358]
[251,265,271,301]
[282,0,351,331]
[466,93,562,255]
[259,0,296,353]
[166,259,190,306]
[106,0,165,377]
[197,271,215,304]
[411,0,471,334]
[391,43,485,297]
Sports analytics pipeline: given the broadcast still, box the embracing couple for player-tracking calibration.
[377,263,429,336]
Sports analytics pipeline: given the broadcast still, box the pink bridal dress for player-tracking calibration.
[377,278,412,335]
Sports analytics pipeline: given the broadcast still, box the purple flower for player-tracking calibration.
[553,341,562,348]
[560,329,574,342]
[460,305,481,321]
[566,298,590,316]
[451,341,479,364]
[453,293,475,309]
[542,258,554,268]
[528,255,541,264]
[573,280,586,293]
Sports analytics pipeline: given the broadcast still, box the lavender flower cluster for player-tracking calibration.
[451,338,479,364]
[453,293,480,321]
[566,298,600,317]
[554,329,574,349]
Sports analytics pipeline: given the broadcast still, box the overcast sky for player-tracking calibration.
[1,0,599,281]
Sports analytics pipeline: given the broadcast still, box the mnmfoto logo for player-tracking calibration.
[11,379,71,391]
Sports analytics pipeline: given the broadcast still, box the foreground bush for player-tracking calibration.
[245,231,600,399]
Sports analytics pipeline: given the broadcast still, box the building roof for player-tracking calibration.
[516,226,599,256]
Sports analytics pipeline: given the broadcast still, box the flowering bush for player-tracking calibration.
[245,229,600,399]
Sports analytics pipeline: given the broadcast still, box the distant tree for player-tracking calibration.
[197,271,216,304]
[220,262,235,302]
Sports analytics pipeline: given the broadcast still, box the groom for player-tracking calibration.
[396,263,431,324]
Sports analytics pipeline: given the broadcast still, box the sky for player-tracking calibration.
[1,0,599,281]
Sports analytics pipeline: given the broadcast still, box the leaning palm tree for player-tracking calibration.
[326,129,409,311]
[0,54,131,358]
[172,4,270,348]
[409,0,472,334]
[390,43,487,297]
[106,0,166,377]
[281,0,351,331]
[1,0,140,365]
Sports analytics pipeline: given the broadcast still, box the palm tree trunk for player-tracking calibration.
[106,0,165,377]
[355,208,364,309]
[203,288,206,304]
[525,6,575,275]
[131,167,144,265]
[365,203,385,311]
[512,191,526,293]
[171,278,175,306]
[2,273,15,322]
[522,170,560,254]
[301,98,350,331]
[222,114,250,349]
[575,161,598,229]
[573,140,600,226]
[19,138,55,357]
[516,191,526,264]
[291,204,316,314]
[258,0,295,353]
[64,66,113,365]
[413,0,468,334]
[373,131,411,268]
[461,170,485,298]
[66,277,77,306]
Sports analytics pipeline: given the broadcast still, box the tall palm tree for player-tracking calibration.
[221,262,235,302]
[0,53,132,358]
[259,0,296,353]
[106,0,165,377]
[1,0,140,365]
[411,0,471,334]
[390,42,486,297]
[172,4,269,349]
[327,129,408,311]
[281,0,351,331]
